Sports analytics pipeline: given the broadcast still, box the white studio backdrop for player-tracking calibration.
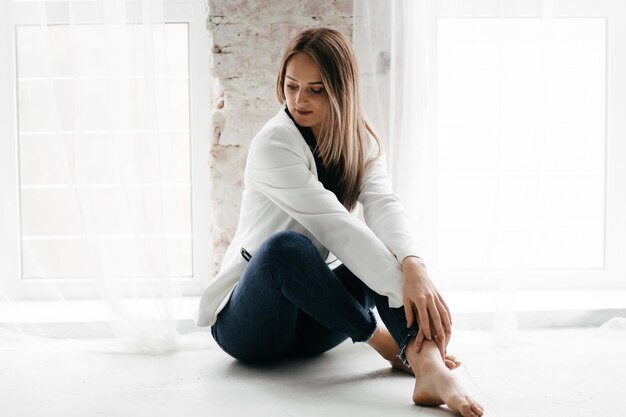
[0,0,211,352]
[353,0,626,337]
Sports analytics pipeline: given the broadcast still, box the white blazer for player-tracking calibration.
[195,107,419,327]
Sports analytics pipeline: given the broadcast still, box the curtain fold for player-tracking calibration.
[354,0,611,338]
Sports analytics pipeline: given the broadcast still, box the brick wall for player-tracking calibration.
[206,0,353,274]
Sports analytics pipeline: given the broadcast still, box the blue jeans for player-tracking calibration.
[211,231,418,364]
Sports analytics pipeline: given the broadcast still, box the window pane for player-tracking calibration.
[15,23,192,279]
[437,18,606,270]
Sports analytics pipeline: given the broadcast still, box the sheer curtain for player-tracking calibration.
[1,0,198,353]
[354,0,618,339]
[354,0,438,263]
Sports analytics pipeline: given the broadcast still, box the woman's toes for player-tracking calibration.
[456,397,484,417]
[458,402,475,417]
[469,398,484,416]
[464,397,483,416]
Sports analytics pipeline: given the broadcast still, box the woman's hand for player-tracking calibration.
[413,316,450,359]
[401,256,452,358]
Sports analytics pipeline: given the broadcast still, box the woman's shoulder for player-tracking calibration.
[251,108,307,151]
[256,108,298,137]
[247,107,310,167]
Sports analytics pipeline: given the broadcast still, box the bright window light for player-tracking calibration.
[436,18,606,271]
[15,23,193,279]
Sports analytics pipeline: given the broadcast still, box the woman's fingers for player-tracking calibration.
[427,297,446,344]
[445,354,459,363]
[404,299,415,329]
[435,296,452,349]
[414,328,425,353]
[428,316,446,360]
[410,294,449,357]
[434,332,446,360]
[438,293,452,326]
[445,359,458,370]
[415,299,431,340]
[436,294,452,334]
[403,299,414,328]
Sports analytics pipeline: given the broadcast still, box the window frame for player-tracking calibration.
[0,0,211,300]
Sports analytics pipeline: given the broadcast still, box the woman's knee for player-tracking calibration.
[259,230,316,261]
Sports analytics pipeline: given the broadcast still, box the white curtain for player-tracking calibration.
[1,0,195,353]
[354,0,521,340]
[353,0,614,339]
[354,0,438,263]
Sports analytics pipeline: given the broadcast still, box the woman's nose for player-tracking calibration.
[295,90,308,104]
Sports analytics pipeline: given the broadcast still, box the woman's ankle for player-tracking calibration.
[405,339,447,376]
[367,327,399,361]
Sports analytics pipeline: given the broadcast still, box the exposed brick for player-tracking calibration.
[208,143,246,275]
[302,0,353,17]
[211,24,254,49]
[209,0,300,17]
[269,22,309,50]
[212,52,247,79]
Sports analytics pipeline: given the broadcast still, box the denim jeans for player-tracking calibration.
[211,231,418,365]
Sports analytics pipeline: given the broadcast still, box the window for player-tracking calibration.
[438,17,605,270]
[432,1,626,290]
[0,0,211,299]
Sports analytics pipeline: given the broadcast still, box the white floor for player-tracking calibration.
[1,326,625,417]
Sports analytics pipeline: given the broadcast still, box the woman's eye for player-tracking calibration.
[310,88,324,95]
[287,84,298,91]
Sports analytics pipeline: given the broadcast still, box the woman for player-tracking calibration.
[197,28,484,417]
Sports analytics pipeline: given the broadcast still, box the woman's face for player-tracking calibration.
[284,52,327,137]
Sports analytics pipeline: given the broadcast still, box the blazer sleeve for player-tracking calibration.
[246,125,404,308]
[357,142,421,264]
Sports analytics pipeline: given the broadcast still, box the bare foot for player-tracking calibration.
[407,341,483,417]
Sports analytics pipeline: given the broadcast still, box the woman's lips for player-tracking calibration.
[295,109,312,116]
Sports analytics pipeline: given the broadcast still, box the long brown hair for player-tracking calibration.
[276,27,382,211]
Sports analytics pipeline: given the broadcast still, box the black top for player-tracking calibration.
[285,108,345,204]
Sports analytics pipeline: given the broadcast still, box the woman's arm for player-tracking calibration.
[359,144,451,356]
[357,146,419,264]
[247,125,405,308]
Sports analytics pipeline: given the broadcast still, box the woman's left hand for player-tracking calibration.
[413,316,450,360]
[401,256,452,359]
